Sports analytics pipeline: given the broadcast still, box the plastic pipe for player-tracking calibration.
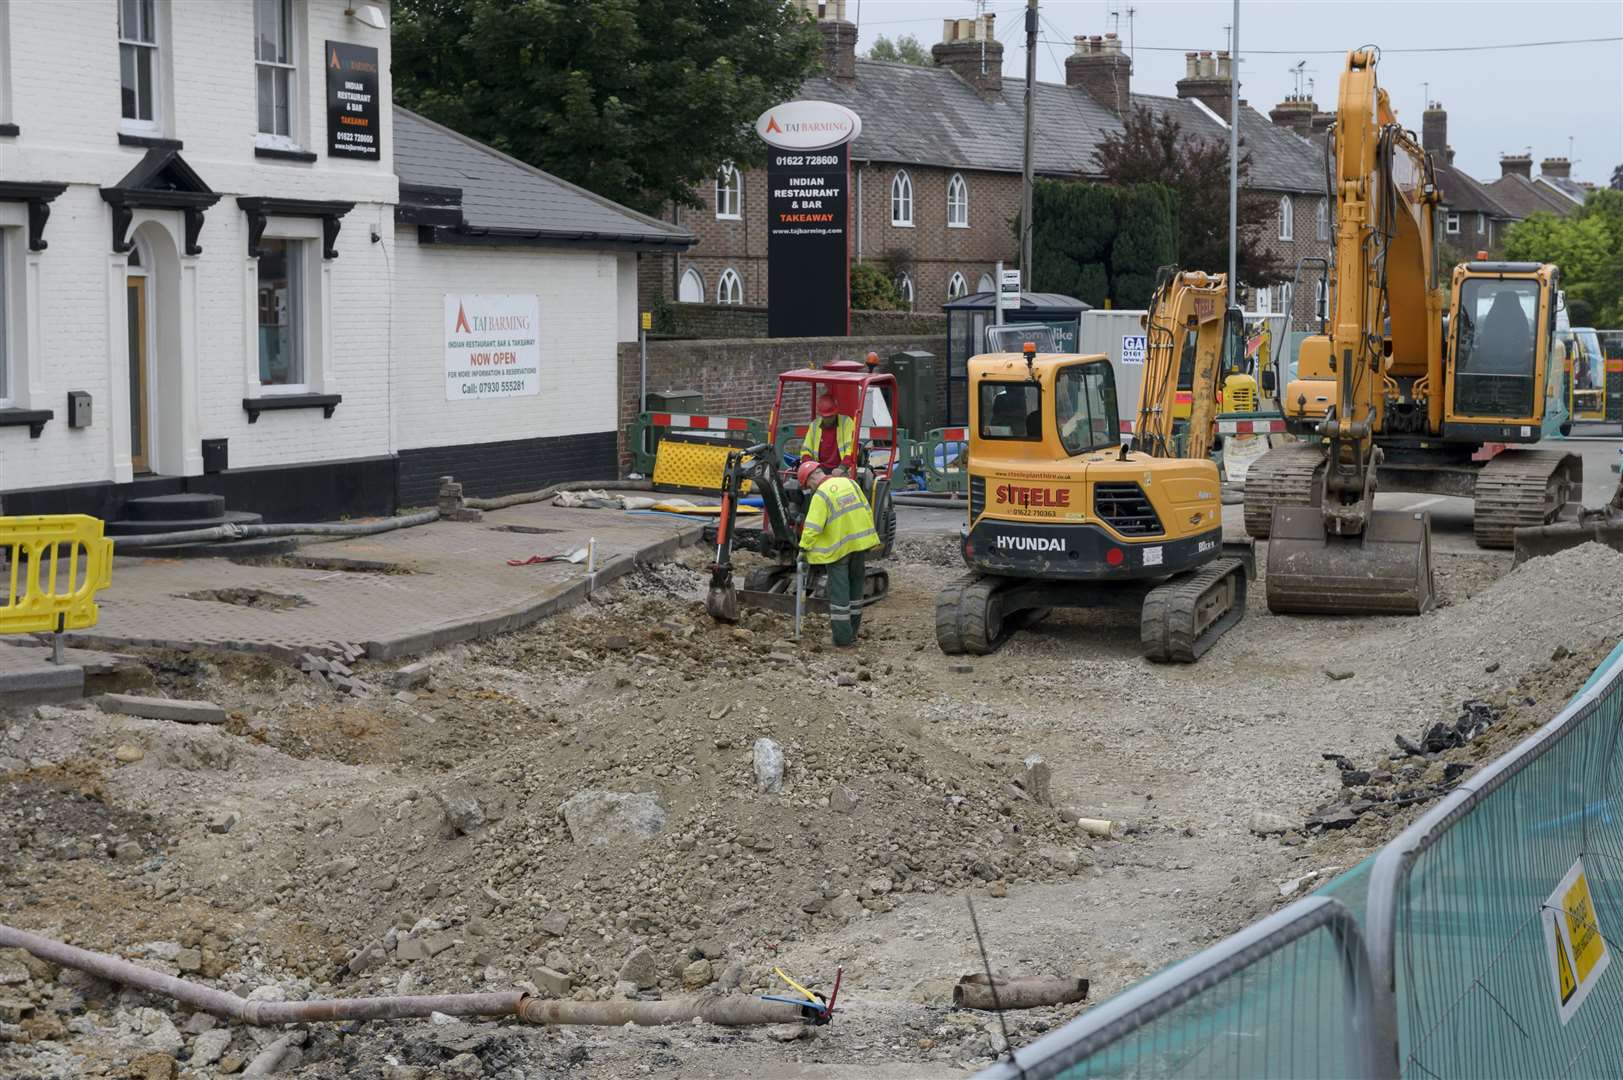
[0,922,806,1029]
[466,479,655,512]
[111,509,442,550]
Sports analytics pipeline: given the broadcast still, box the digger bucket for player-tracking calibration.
[1265,505,1435,616]
[1514,519,1623,564]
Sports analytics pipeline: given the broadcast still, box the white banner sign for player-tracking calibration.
[444,294,540,401]
[1122,334,1147,364]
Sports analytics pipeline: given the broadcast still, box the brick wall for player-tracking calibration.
[654,303,948,341]
[1248,191,1332,325]
[617,333,948,470]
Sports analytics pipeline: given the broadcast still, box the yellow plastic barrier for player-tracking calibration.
[0,515,114,635]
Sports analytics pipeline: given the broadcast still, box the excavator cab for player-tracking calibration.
[1444,263,1564,436]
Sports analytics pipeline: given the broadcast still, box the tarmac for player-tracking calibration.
[57,502,705,665]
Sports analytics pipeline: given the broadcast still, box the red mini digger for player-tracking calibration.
[705,364,898,622]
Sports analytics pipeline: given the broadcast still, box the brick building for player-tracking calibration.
[643,2,1334,327]
[1418,102,1513,258]
[1487,153,1586,222]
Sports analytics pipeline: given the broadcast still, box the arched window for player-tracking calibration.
[890,170,913,226]
[1314,278,1328,323]
[1315,198,1329,241]
[947,272,968,299]
[678,267,704,303]
[716,267,743,305]
[1278,195,1294,241]
[946,173,969,228]
[977,272,995,294]
[715,163,742,220]
[895,271,914,310]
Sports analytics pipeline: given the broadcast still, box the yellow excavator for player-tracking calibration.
[1252,47,1576,615]
[936,270,1251,661]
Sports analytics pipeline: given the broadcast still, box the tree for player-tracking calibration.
[1505,189,1623,326]
[1023,180,1177,307]
[868,34,930,66]
[1094,105,1283,288]
[392,0,822,215]
[851,261,903,311]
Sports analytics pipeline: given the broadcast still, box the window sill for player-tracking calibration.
[0,124,17,138]
[0,408,54,438]
[890,221,914,229]
[119,133,182,150]
[255,146,318,163]
[243,393,340,423]
[715,214,742,221]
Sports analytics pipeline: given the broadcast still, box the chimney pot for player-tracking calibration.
[1065,28,1133,115]
[932,15,1005,96]
[1185,51,1198,78]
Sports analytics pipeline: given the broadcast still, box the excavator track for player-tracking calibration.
[1243,443,1324,538]
[934,572,1048,656]
[1471,449,1582,549]
[1140,557,1248,663]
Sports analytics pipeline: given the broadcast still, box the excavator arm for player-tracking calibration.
[1138,269,1232,461]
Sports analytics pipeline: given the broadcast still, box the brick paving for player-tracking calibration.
[64,504,703,662]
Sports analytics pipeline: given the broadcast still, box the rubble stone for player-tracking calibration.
[559,790,667,845]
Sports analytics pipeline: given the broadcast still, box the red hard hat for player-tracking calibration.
[796,460,821,487]
[816,393,838,417]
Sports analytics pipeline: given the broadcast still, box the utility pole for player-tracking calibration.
[1227,0,1239,308]
[1021,0,1037,288]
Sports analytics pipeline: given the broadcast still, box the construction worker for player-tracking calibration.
[800,391,856,474]
[797,460,880,646]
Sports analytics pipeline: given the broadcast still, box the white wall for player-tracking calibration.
[390,231,622,452]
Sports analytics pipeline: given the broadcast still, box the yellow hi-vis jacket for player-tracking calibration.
[800,415,857,467]
[799,476,882,565]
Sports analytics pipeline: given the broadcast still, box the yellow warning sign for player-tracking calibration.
[1543,856,1611,1025]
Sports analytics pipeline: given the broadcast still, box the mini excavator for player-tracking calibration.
[935,270,1253,661]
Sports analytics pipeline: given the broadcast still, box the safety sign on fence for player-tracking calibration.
[1122,335,1147,364]
[1543,856,1611,1025]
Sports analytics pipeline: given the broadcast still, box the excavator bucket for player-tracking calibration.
[1265,506,1435,615]
[1513,517,1623,564]
[706,570,740,623]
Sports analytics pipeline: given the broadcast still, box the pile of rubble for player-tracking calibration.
[297,651,431,702]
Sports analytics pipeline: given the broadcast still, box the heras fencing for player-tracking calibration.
[975,640,1623,1080]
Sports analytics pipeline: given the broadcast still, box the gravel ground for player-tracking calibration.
[1,538,1619,1079]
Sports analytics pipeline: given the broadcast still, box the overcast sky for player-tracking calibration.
[845,0,1623,182]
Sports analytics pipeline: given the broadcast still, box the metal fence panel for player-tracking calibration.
[975,897,1376,1080]
[1367,645,1623,1078]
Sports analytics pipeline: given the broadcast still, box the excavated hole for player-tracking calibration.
[179,587,310,610]
[488,525,564,535]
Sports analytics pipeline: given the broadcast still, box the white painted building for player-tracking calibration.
[0,0,689,521]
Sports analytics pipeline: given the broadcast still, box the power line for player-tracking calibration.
[1035,35,1620,55]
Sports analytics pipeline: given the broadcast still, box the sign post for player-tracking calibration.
[757,101,862,339]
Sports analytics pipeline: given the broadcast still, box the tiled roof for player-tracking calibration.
[800,60,1326,194]
[1540,175,1589,204]
[1484,173,1578,219]
[392,107,693,250]
[1433,160,1510,218]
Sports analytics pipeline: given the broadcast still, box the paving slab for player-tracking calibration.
[0,642,85,707]
[64,503,704,662]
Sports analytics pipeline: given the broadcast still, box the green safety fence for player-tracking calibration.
[975,637,1623,1080]
[976,896,1376,1079]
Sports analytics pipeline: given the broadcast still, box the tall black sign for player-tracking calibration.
[325,41,380,160]
[766,144,849,338]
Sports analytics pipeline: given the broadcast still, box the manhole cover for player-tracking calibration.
[180,587,309,610]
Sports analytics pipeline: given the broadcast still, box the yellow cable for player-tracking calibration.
[773,966,820,1003]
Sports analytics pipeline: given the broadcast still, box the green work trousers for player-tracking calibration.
[824,551,865,646]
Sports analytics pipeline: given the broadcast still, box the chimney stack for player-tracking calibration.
[931,14,1002,96]
[1422,101,1447,160]
[1268,93,1316,138]
[1176,48,1232,119]
[796,0,856,83]
[1499,153,1533,179]
[1065,32,1132,115]
[1540,156,1573,179]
